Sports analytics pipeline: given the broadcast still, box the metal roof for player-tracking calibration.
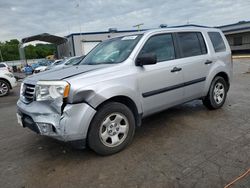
[65,29,147,38]
[217,21,250,28]
[21,33,67,45]
[65,25,210,38]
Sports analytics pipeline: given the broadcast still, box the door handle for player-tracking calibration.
[205,60,213,65]
[171,67,182,73]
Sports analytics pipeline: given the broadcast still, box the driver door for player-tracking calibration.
[137,33,184,116]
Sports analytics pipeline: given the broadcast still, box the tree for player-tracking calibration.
[0,39,56,61]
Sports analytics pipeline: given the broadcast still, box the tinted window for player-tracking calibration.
[139,34,175,62]
[177,32,207,58]
[0,64,5,68]
[208,32,226,52]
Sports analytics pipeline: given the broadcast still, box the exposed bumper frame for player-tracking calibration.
[17,99,96,143]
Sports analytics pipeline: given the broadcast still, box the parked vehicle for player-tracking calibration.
[0,70,17,96]
[0,63,13,72]
[32,59,52,73]
[50,59,63,67]
[22,65,33,75]
[17,27,232,155]
[48,56,84,70]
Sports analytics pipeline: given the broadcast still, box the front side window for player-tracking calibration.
[79,35,142,65]
[208,32,226,52]
[139,34,175,62]
[177,32,207,58]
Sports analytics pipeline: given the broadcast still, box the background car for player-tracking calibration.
[47,56,84,70]
[0,63,13,72]
[32,59,52,74]
[0,70,17,96]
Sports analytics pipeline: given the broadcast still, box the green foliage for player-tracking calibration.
[0,39,56,61]
[0,40,20,61]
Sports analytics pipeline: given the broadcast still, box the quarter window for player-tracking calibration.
[177,32,207,58]
[139,34,175,62]
[208,32,226,52]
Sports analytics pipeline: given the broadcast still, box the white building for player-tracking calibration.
[218,21,250,53]
[57,21,250,58]
[57,29,142,58]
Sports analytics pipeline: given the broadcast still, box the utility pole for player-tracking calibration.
[18,43,27,66]
[75,0,84,55]
[133,23,144,31]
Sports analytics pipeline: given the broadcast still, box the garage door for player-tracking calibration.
[82,42,100,55]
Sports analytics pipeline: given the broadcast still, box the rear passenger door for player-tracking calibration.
[137,33,184,116]
[176,32,211,101]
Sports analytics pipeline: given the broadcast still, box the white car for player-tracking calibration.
[50,56,83,70]
[0,70,17,96]
[0,63,13,72]
[33,66,48,74]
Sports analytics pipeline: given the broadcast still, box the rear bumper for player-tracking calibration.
[17,99,96,143]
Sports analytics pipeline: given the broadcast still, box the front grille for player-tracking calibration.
[23,84,35,102]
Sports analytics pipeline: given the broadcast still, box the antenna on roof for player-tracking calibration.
[133,23,144,31]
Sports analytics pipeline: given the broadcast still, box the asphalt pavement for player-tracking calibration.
[0,59,249,188]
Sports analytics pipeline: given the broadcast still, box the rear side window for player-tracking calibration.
[0,64,6,68]
[208,32,226,52]
[177,32,207,58]
[139,34,175,62]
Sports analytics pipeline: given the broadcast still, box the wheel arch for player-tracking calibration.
[204,69,230,97]
[95,95,142,127]
[214,72,230,90]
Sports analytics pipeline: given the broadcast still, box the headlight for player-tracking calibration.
[5,72,14,78]
[35,81,70,101]
[20,82,24,97]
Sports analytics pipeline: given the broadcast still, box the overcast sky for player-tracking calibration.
[0,0,250,41]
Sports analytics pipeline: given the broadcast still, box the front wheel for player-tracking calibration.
[88,102,135,155]
[202,76,228,110]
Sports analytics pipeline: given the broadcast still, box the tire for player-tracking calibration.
[202,76,228,110]
[88,102,135,155]
[0,79,10,97]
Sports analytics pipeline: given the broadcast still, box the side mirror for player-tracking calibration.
[136,53,157,66]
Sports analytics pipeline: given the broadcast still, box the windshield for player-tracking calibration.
[79,35,142,65]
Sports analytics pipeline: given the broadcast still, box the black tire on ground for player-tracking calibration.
[202,76,228,110]
[0,79,10,97]
[88,102,135,155]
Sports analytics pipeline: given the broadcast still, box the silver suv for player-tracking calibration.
[17,27,232,155]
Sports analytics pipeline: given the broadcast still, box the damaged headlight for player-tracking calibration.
[35,81,70,101]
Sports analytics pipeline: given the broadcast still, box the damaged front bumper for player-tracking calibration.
[17,99,96,144]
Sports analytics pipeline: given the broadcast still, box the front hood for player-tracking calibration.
[24,64,111,85]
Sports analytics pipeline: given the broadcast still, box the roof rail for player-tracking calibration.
[168,24,211,29]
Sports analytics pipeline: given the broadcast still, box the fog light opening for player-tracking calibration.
[36,123,55,135]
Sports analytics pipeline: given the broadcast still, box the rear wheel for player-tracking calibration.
[202,76,228,110]
[0,79,10,97]
[88,102,135,155]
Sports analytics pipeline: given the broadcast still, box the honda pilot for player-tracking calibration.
[17,27,232,155]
